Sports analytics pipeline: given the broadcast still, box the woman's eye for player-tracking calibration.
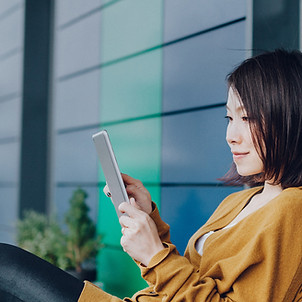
[242,116,249,122]
[225,115,232,122]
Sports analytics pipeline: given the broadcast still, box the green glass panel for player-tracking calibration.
[100,49,162,124]
[97,119,161,295]
[100,0,163,63]
[98,1,163,296]
[97,247,148,298]
[101,119,161,182]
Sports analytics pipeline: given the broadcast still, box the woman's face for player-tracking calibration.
[226,87,264,176]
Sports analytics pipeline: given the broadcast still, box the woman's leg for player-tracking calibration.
[0,243,84,302]
[0,288,24,301]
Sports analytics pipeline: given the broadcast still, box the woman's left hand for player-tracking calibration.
[119,199,165,266]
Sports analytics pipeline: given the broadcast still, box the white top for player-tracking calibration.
[196,220,239,255]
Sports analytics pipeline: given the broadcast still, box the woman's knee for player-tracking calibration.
[0,243,24,265]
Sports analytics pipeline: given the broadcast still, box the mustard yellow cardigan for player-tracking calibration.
[78,186,302,301]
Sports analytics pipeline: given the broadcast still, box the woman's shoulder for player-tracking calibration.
[217,186,263,211]
[204,186,263,226]
[273,186,302,215]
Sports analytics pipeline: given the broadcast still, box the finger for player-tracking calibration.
[119,215,136,228]
[120,236,128,252]
[122,174,142,187]
[119,201,143,218]
[126,185,147,201]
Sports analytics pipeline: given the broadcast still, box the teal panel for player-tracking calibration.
[98,1,163,295]
[100,50,162,124]
[97,247,148,298]
[97,120,161,296]
[100,0,163,63]
[102,119,161,183]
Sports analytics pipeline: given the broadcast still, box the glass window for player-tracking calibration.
[54,70,101,130]
[161,107,232,183]
[54,128,99,182]
[164,0,246,42]
[162,21,246,112]
[161,186,242,254]
[100,50,162,123]
[100,0,162,63]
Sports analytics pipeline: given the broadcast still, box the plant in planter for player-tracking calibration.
[16,211,69,270]
[64,188,103,280]
[17,188,102,282]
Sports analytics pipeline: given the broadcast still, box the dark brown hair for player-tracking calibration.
[222,49,302,188]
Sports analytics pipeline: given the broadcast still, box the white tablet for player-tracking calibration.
[92,130,129,217]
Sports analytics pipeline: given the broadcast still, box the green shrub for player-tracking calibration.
[17,188,102,273]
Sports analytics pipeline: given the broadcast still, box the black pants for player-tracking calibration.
[0,243,84,302]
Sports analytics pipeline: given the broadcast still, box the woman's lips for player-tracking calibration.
[232,152,249,160]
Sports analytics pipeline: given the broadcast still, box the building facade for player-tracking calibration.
[0,0,300,298]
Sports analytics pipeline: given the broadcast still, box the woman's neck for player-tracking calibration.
[261,181,283,198]
[251,181,283,207]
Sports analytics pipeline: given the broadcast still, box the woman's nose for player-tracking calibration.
[226,123,242,145]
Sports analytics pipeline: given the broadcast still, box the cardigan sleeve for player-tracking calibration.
[149,202,171,243]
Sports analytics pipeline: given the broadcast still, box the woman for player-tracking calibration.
[1,49,302,301]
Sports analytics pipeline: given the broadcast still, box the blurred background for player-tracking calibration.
[0,0,300,298]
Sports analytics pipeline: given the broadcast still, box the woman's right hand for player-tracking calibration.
[103,174,153,215]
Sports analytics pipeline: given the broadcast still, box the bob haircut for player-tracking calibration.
[223,49,302,189]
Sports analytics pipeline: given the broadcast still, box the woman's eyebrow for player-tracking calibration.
[225,104,245,112]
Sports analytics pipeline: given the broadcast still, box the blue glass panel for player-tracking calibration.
[54,70,101,130]
[0,6,24,56]
[0,53,22,98]
[0,186,18,244]
[53,186,99,225]
[162,106,232,183]
[162,21,246,112]
[55,11,101,77]
[0,1,22,15]
[0,142,19,182]
[0,187,18,226]
[54,128,99,182]
[164,0,246,42]
[0,98,21,138]
[161,186,242,254]
[0,230,15,244]
[56,0,102,26]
